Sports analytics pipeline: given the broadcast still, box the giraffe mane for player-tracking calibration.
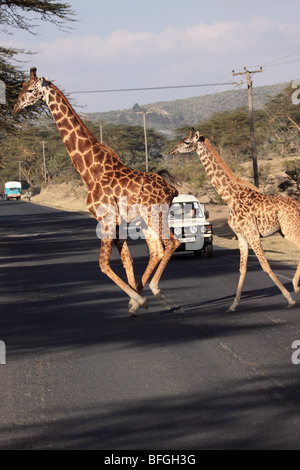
[50,83,121,161]
[203,137,260,192]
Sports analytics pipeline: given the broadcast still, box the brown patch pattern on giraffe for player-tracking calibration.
[170,128,300,312]
[14,67,181,316]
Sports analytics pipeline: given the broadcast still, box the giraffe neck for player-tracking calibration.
[196,139,244,208]
[44,84,121,184]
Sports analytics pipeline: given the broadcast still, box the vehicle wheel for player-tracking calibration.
[204,244,213,258]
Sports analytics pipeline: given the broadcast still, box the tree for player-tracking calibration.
[265,83,300,157]
[0,1,75,33]
[278,159,300,200]
[0,1,75,133]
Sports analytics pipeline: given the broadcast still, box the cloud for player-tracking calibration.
[6,16,300,111]
[25,16,299,69]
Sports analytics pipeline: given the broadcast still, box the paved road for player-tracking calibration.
[0,199,300,450]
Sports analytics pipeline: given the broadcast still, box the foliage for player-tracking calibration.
[0,1,75,134]
[278,159,300,200]
[86,83,288,133]
[0,119,168,190]
[0,1,75,33]
[87,121,167,171]
[1,80,300,199]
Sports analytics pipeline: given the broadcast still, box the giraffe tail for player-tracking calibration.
[157,169,180,187]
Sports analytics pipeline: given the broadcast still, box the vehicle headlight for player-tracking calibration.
[174,227,182,236]
[189,226,197,234]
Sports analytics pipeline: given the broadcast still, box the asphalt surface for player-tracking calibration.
[1,199,300,450]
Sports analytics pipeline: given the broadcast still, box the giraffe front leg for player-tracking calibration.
[113,239,148,313]
[136,232,165,297]
[227,233,249,313]
[100,239,147,316]
[149,234,180,299]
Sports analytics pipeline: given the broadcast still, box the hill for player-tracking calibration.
[84,82,288,134]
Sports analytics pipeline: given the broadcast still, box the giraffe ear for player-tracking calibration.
[41,77,51,87]
[194,131,200,141]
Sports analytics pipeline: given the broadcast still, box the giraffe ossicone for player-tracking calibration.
[170,128,300,312]
[14,67,181,316]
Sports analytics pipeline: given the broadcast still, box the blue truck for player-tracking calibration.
[4,181,22,200]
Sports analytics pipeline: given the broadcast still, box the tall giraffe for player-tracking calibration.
[14,67,180,316]
[170,128,300,312]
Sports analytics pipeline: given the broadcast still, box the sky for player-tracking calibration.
[3,0,300,113]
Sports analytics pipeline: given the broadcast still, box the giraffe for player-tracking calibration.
[14,67,180,316]
[170,128,300,312]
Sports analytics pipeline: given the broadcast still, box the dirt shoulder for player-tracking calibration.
[29,183,298,267]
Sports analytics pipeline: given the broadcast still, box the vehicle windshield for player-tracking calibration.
[169,202,204,220]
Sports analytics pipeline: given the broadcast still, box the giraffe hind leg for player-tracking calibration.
[250,237,295,308]
[280,231,300,294]
[292,261,300,294]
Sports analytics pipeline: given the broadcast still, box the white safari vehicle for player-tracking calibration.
[168,194,213,257]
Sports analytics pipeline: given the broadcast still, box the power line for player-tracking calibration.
[263,58,300,68]
[69,81,233,95]
[249,51,300,70]
[261,51,300,67]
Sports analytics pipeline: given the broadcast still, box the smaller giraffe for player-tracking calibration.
[170,128,300,312]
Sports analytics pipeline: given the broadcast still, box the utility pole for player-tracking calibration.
[232,67,263,188]
[18,161,22,183]
[99,124,103,144]
[135,109,152,172]
[40,141,48,183]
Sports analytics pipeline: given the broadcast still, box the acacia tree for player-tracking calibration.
[0,1,75,133]
[0,0,74,32]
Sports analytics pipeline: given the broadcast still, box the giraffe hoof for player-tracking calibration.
[226,306,235,313]
[287,300,296,309]
[128,299,139,316]
[127,310,137,317]
[149,284,161,299]
[141,297,148,309]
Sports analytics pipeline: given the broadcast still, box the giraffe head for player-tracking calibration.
[170,128,205,155]
[14,67,51,114]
